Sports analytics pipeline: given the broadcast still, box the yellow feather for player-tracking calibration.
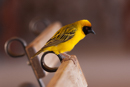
[31,19,92,59]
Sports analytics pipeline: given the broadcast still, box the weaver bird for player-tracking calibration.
[31,19,95,59]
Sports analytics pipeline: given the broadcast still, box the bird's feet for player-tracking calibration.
[60,53,77,65]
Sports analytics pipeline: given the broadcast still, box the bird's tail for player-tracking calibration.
[31,48,44,59]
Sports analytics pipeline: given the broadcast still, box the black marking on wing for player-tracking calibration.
[43,26,77,48]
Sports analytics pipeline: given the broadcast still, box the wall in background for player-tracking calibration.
[0,0,130,87]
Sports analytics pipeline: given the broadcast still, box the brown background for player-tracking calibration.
[0,0,130,87]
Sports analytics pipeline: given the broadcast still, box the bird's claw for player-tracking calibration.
[62,55,77,65]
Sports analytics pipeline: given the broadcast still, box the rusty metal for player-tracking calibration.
[40,51,63,72]
[4,37,45,87]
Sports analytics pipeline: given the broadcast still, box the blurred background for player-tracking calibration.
[0,0,130,87]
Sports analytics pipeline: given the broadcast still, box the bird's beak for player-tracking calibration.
[88,29,96,34]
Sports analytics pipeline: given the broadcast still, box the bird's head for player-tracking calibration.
[78,20,95,35]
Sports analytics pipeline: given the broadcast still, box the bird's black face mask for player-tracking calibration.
[82,26,95,35]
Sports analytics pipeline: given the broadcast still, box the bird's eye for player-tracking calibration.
[83,26,91,30]
[87,27,91,30]
[83,26,87,30]
[83,26,92,35]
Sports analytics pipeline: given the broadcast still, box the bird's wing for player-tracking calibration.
[43,26,77,48]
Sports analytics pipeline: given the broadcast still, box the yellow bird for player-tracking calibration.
[31,19,95,59]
